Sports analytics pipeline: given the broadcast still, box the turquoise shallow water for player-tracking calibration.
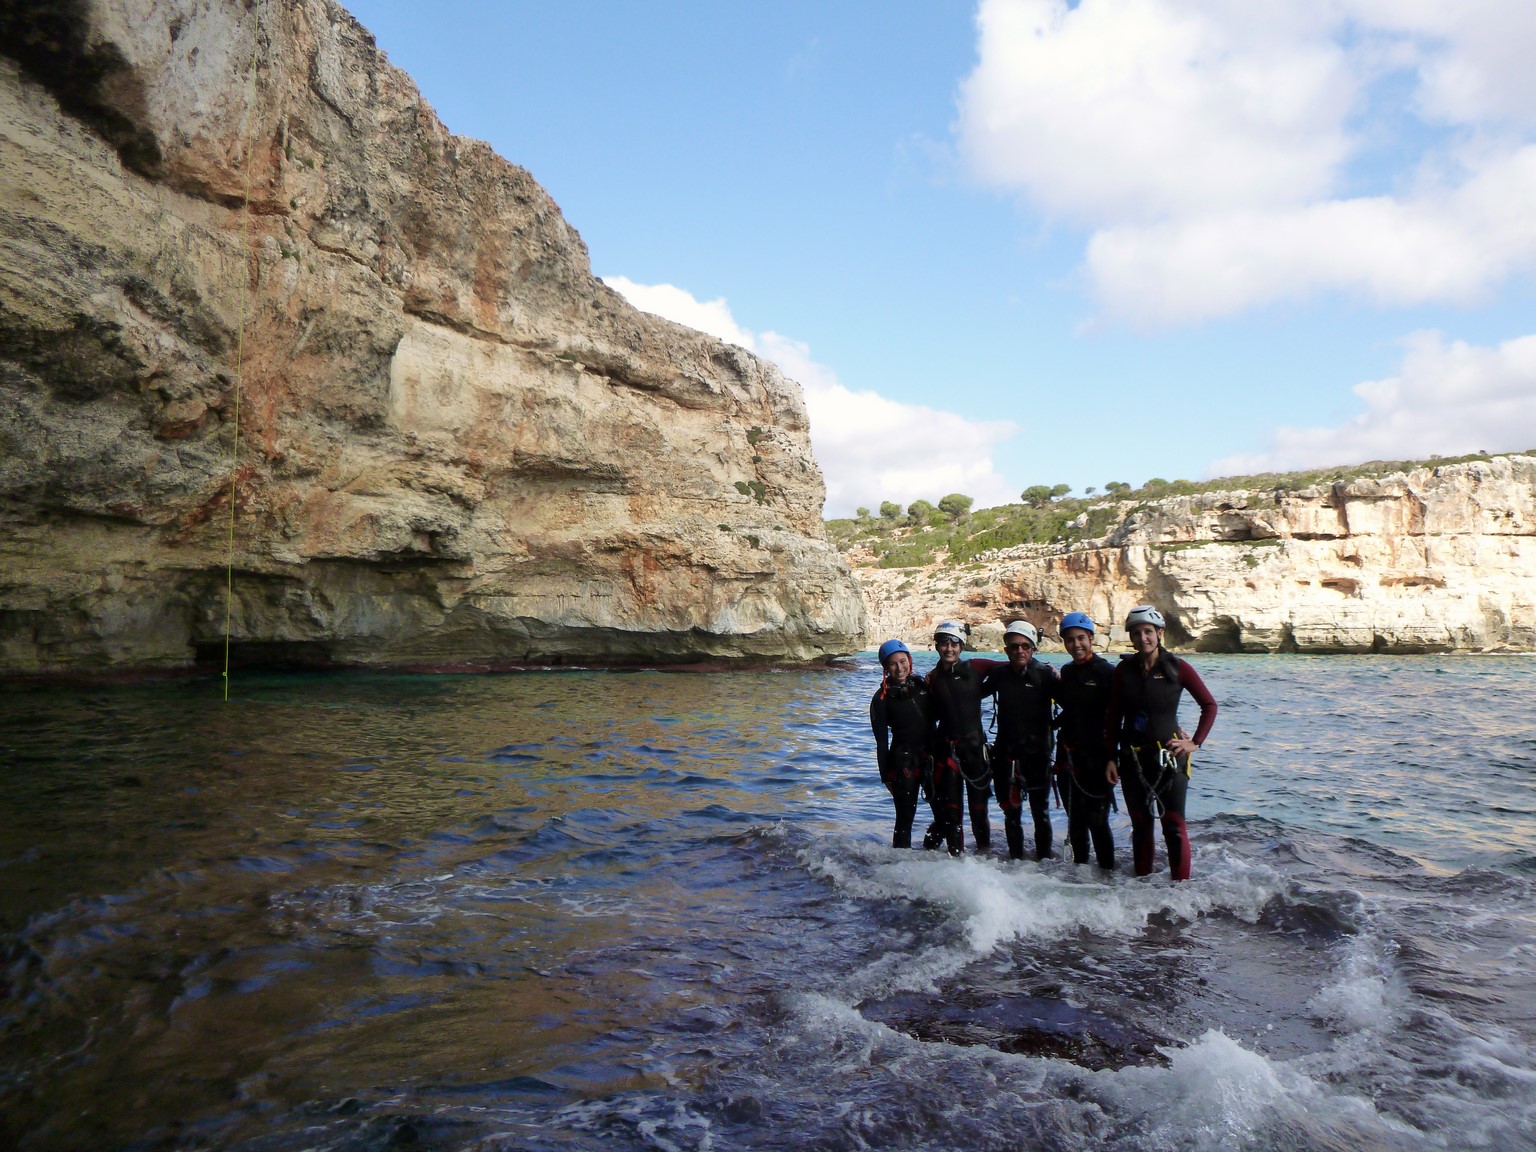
[2,654,1535,1150]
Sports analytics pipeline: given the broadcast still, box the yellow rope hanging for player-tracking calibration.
[221,206,247,701]
[223,22,261,702]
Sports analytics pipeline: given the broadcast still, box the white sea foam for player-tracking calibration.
[1456,1033,1536,1087]
[1086,1029,1423,1152]
[1418,1030,1536,1149]
[781,992,1426,1151]
[792,836,1294,1006]
[554,1095,716,1152]
[1308,931,1402,1035]
[784,990,1052,1093]
[800,836,1287,958]
[783,991,905,1058]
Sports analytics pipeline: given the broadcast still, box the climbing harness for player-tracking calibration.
[952,737,991,788]
[1124,741,1190,819]
[1058,745,1119,812]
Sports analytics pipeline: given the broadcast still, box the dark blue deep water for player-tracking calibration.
[3,654,1535,1151]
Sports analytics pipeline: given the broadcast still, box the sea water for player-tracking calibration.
[2,654,1534,1151]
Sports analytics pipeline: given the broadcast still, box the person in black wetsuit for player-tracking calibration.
[981,620,1059,860]
[1105,605,1218,881]
[868,639,937,848]
[924,620,1005,855]
[1053,611,1117,870]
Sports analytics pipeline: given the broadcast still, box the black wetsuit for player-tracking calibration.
[1054,655,1117,869]
[982,657,1059,860]
[869,676,937,848]
[926,658,1004,853]
[1106,650,1217,880]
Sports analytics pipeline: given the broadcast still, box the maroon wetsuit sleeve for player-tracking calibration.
[970,657,1007,694]
[1177,661,1218,746]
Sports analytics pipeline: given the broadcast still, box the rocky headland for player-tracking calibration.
[853,455,1536,654]
[0,0,866,676]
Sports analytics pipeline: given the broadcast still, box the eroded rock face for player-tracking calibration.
[858,456,1536,654]
[0,0,866,674]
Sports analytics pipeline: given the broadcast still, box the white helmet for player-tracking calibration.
[933,620,967,646]
[1003,620,1039,646]
[1125,605,1166,630]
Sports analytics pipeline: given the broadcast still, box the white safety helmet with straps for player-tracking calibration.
[1003,620,1039,647]
[1125,605,1166,630]
[932,620,967,646]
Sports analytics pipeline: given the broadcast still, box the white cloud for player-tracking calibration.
[1346,0,1536,128]
[956,0,1536,325]
[602,277,1020,517]
[756,332,1020,516]
[957,0,1355,223]
[599,276,755,347]
[1087,144,1536,324]
[1208,330,1536,474]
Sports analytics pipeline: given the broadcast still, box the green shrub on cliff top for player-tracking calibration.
[832,449,1535,569]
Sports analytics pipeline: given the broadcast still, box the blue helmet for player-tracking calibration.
[878,639,912,666]
[1060,611,1095,636]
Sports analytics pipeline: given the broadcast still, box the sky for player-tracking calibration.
[346,0,1536,517]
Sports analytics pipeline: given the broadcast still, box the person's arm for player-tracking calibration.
[1053,699,1070,772]
[869,693,890,775]
[1046,663,1072,735]
[923,693,943,761]
[970,656,1007,689]
[1103,667,1123,785]
[983,664,1007,701]
[1102,669,1123,748]
[1175,660,1218,749]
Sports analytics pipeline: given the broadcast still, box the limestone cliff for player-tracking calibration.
[857,455,1536,654]
[0,0,866,674]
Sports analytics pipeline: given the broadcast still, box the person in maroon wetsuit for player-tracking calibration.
[869,639,938,848]
[1104,605,1217,880]
[925,620,1005,855]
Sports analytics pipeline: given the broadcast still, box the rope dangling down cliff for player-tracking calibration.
[223,18,262,702]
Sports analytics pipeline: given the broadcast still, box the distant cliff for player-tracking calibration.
[855,455,1536,653]
[0,0,866,674]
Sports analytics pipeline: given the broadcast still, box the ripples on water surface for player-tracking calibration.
[2,655,1535,1151]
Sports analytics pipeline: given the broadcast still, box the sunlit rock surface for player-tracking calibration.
[857,455,1536,654]
[0,0,866,674]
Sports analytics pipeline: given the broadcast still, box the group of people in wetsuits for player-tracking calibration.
[869,606,1218,880]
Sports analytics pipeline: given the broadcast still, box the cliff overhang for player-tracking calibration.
[0,0,868,676]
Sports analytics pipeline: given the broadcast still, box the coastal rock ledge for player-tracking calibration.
[0,0,867,675]
[858,455,1536,655]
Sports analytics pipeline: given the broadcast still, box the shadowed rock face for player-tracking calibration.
[0,0,867,674]
[858,455,1536,654]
